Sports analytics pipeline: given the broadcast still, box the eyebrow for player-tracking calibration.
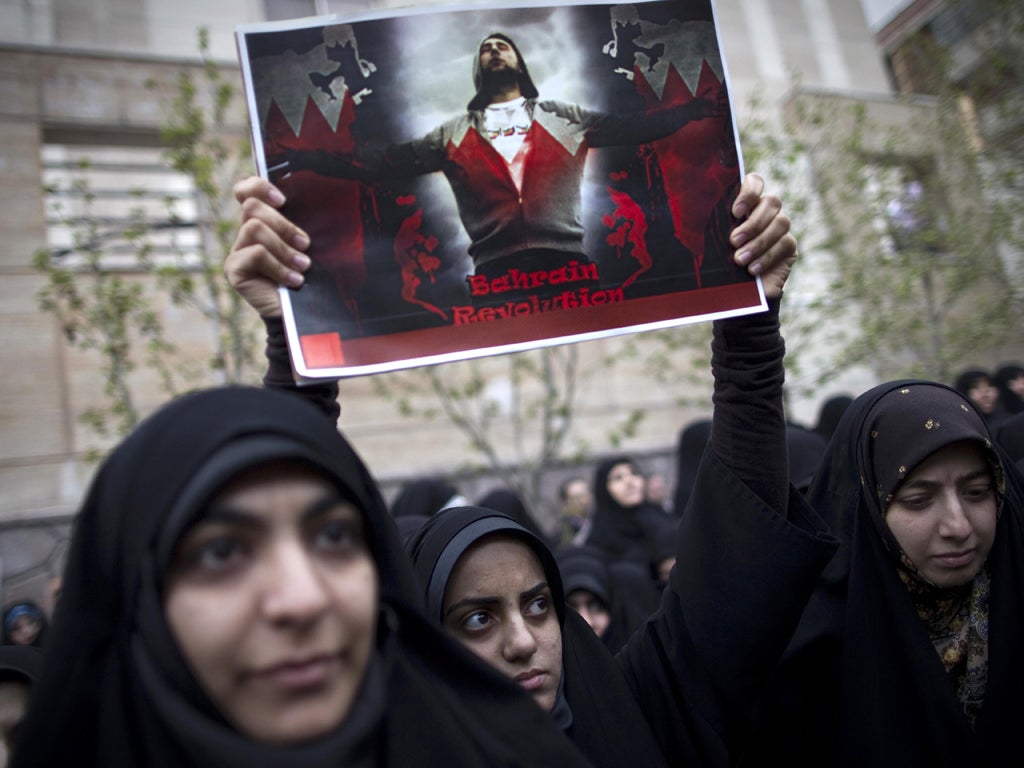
[445,581,549,619]
[199,493,353,529]
[898,467,992,492]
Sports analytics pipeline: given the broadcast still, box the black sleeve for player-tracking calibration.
[261,316,341,423]
[614,300,838,765]
[709,297,788,516]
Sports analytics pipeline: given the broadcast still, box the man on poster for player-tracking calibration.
[274,32,721,312]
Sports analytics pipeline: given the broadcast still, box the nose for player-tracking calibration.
[501,613,538,662]
[938,494,973,540]
[262,540,331,624]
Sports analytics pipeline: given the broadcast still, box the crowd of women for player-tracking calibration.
[3,171,1022,767]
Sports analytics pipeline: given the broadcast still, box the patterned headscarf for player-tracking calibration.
[856,383,1004,724]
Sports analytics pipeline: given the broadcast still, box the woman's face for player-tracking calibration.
[967,379,999,414]
[566,589,610,638]
[7,616,40,647]
[164,462,378,745]
[442,535,562,712]
[605,462,645,508]
[884,441,998,588]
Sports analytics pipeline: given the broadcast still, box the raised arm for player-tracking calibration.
[225,176,340,421]
[613,176,837,765]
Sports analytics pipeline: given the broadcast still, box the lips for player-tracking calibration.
[933,549,975,569]
[256,654,341,691]
[514,669,548,691]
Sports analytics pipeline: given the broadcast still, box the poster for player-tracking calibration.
[236,0,763,379]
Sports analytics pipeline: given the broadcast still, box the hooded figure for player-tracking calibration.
[672,418,712,516]
[557,543,661,654]
[467,32,539,111]
[405,506,668,768]
[586,455,674,566]
[0,603,47,649]
[744,380,1024,767]
[994,363,1024,416]
[11,387,591,768]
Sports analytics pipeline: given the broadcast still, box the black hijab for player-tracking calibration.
[672,418,712,515]
[751,380,1024,767]
[405,506,668,768]
[587,456,674,566]
[812,394,854,443]
[475,486,549,542]
[12,387,591,768]
[994,363,1024,415]
[785,423,827,494]
[389,477,462,518]
[0,644,42,684]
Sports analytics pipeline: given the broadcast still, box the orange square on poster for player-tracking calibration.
[300,333,345,368]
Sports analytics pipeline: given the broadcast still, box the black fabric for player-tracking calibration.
[555,544,661,655]
[994,364,1024,415]
[12,386,591,768]
[672,418,712,517]
[475,486,550,543]
[262,316,340,422]
[995,412,1024,470]
[405,507,668,768]
[709,300,789,516]
[785,423,827,493]
[401,300,838,768]
[813,394,854,443]
[744,380,1024,767]
[0,645,42,684]
[586,456,675,566]
[390,477,462,519]
[557,545,612,606]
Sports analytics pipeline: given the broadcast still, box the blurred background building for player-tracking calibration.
[0,0,1020,607]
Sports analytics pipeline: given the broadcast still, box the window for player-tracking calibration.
[41,137,200,270]
[863,161,946,256]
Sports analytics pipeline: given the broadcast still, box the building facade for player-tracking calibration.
[0,0,898,605]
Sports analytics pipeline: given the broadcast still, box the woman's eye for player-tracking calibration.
[894,494,931,511]
[526,595,549,616]
[192,537,245,570]
[314,518,361,551]
[462,611,492,632]
[963,484,993,501]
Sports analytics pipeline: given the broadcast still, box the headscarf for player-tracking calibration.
[0,645,42,684]
[751,380,1024,767]
[672,418,711,515]
[1,602,47,648]
[586,456,674,566]
[388,477,464,518]
[785,423,827,494]
[556,545,611,611]
[812,394,854,442]
[405,506,668,768]
[556,544,660,655]
[468,32,539,111]
[12,387,591,768]
[475,486,550,542]
[994,364,1024,415]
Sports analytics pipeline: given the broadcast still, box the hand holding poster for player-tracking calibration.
[235,0,763,379]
